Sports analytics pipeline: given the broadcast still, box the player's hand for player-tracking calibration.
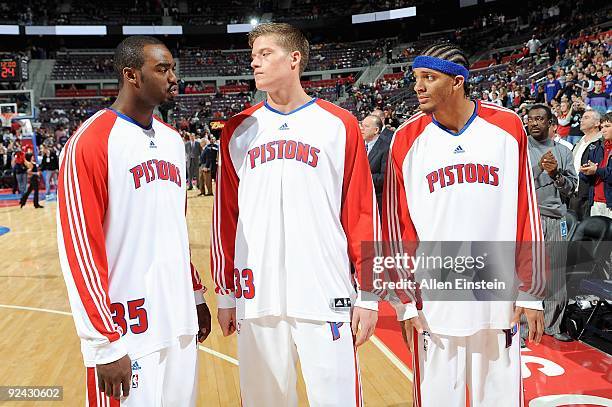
[351,306,378,347]
[196,303,212,342]
[400,316,424,353]
[511,306,544,345]
[217,307,237,336]
[96,354,132,400]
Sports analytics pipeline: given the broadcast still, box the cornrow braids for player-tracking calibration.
[420,43,471,96]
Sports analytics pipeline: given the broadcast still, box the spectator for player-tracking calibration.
[19,152,43,208]
[39,145,59,199]
[558,35,568,56]
[555,100,572,140]
[11,149,27,195]
[571,109,602,220]
[370,109,394,143]
[549,115,573,150]
[585,80,610,115]
[199,136,218,196]
[579,112,612,218]
[198,138,210,196]
[184,132,202,190]
[526,104,577,343]
[567,95,587,145]
[544,71,563,104]
[359,114,388,215]
[526,34,542,56]
[0,145,11,170]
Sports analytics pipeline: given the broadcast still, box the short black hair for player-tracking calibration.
[114,36,166,86]
[420,42,471,96]
[528,103,553,120]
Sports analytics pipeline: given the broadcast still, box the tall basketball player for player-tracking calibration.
[212,23,380,406]
[57,36,211,406]
[383,43,546,406]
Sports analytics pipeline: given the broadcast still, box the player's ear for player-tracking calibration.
[453,75,465,91]
[290,51,301,71]
[123,67,138,87]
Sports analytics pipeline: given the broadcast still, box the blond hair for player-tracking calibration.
[248,23,309,75]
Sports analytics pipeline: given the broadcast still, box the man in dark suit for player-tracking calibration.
[371,109,394,143]
[185,133,202,190]
[360,114,390,215]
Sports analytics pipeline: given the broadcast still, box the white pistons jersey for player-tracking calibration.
[211,98,380,322]
[384,101,545,336]
[57,108,203,367]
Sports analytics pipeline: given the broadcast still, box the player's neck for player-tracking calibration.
[432,98,475,133]
[111,93,155,128]
[266,84,312,114]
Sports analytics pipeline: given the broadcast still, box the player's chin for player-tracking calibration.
[254,79,271,92]
[418,101,435,113]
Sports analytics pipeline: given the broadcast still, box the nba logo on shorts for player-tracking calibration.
[423,331,430,352]
[131,374,139,389]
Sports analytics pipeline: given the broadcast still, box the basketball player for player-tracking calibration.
[57,36,211,406]
[212,23,379,406]
[383,44,546,406]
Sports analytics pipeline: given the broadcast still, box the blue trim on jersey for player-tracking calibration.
[431,100,478,137]
[264,98,318,116]
[0,226,9,236]
[107,108,153,130]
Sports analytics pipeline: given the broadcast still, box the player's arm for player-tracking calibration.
[184,193,211,342]
[381,133,425,347]
[512,118,546,344]
[56,128,131,399]
[210,124,239,336]
[381,132,421,321]
[340,114,379,346]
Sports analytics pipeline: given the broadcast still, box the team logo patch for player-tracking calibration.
[453,145,465,154]
[279,123,289,130]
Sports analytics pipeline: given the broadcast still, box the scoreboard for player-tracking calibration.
[0,58,28,82]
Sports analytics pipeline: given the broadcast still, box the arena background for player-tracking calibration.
[0,0,611,405]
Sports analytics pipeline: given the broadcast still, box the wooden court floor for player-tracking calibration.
[0,190,412,406]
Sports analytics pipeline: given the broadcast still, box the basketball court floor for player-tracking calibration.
[0,191,610,406]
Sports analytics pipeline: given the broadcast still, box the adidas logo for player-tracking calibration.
[132,361,141,371]
[453,145,465,154]
[279,123,289,130]
[149,140,157,149]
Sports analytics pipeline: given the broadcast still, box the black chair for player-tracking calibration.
[566,216,612,298]
[564,210,579,241]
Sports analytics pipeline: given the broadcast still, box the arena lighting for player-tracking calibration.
[352,6,416,24]
[122,26,183,35]
[25,25,107,35]
[250,18,259,26]
[0,25,19,35]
